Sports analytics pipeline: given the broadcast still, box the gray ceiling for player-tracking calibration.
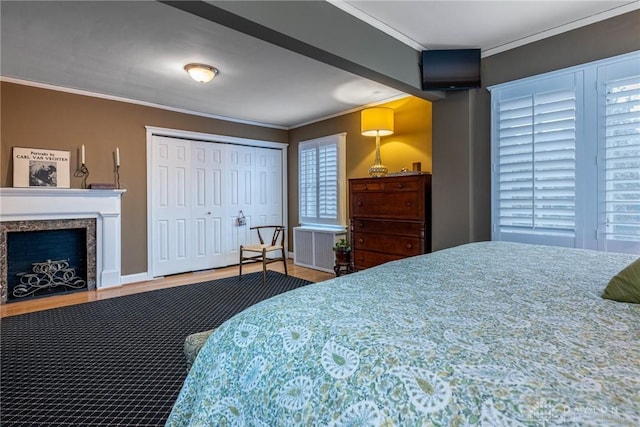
[2,1,637,129]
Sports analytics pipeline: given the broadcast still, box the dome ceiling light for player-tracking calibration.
[184,63,219,83]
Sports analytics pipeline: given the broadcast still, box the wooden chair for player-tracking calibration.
[239,225,288,284]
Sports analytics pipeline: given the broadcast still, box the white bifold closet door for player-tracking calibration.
[151,135,283,277]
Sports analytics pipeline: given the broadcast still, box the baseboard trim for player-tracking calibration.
[120,272,153,285]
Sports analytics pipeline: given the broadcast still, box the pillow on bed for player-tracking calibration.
[603,258,640,303]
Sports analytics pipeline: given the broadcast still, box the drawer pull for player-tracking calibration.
[397,184,404,188]
[406,243,413,249]
[358,222,365,228]
[357,201,363,207]
[406,202,412,206]
[358,238,364,243]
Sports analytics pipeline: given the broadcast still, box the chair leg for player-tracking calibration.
[239,248,243,278]
[282,248,288,276]
[262,249,267,285]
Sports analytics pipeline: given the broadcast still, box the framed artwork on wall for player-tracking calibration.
[12,147,71,188]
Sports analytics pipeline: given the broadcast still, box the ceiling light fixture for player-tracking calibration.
[184,63,219,83]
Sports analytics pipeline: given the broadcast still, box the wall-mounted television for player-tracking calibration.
[421,49,481,91]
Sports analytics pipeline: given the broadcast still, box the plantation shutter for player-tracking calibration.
[600,68,640,250]
[492,52,639,254]
[318,143,338,219]
[298,134,346,226]
[494,75,577,244]
[299,145,317,221]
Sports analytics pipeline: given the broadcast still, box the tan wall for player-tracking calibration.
[0,82,288,276]
[288,96,432,246]
[1,83,431,275]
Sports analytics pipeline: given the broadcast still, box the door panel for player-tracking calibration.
[226,145,251,265]
[191,141,225,271]
[152,136,191,276]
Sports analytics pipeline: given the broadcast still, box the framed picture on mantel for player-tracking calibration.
[12,147,71,188]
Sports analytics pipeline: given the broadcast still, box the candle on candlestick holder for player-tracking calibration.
[74,144,89,188]
[116,147,120,167]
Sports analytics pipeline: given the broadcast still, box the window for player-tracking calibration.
[298,133,347,228]
[491,51,640,254]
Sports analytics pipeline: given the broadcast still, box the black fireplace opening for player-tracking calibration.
[7,228,88,302]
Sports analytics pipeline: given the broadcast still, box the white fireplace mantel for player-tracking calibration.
[0,187,125,289]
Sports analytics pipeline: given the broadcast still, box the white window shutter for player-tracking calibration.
[299,146,317,220]
[318,143,338,219]
[495,78,576,240]
[601,73,640,248]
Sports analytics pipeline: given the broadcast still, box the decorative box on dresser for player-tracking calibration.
[349,174,432,271]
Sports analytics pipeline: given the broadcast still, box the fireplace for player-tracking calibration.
[0,188,125,304]
[3,219,96,302]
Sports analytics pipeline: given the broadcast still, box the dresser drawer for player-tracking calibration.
[350,181,384,192]
[351,192,421,220]
[352,250,404,270]
[351,219,424,237]
[352,232,422,256]
[351,176,421,193]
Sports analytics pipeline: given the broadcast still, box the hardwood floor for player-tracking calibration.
[1,260,335,318]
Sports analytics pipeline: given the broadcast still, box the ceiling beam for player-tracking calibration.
[159,0,444,102]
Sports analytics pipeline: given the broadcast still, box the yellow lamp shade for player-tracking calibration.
[361,107,394,137]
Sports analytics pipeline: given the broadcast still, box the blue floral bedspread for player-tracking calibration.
[166,242,640,426]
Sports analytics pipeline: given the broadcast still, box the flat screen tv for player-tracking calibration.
[421,49,481,91]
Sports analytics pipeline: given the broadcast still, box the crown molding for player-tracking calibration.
[329,1,640,58]
[3,76,415,131]
[291,93,411,129]
[0,76,288,130]
[483,2,640,57]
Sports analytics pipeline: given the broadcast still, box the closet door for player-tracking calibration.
[190,141,226,271]
[225,144,284,266]
[226,144,253,266]
[151,136,193,276]
[150,134,285,276]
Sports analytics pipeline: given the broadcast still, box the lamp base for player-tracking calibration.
[368,133,388,177]
[368,164,388,177]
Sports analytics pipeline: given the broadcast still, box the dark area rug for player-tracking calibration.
[0,271,311,426]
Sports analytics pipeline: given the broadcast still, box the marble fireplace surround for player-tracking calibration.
[0,188,125,304]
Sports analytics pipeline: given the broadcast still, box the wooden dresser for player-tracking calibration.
[349,174,432,271]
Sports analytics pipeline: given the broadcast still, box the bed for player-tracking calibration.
[166,242,640,426]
